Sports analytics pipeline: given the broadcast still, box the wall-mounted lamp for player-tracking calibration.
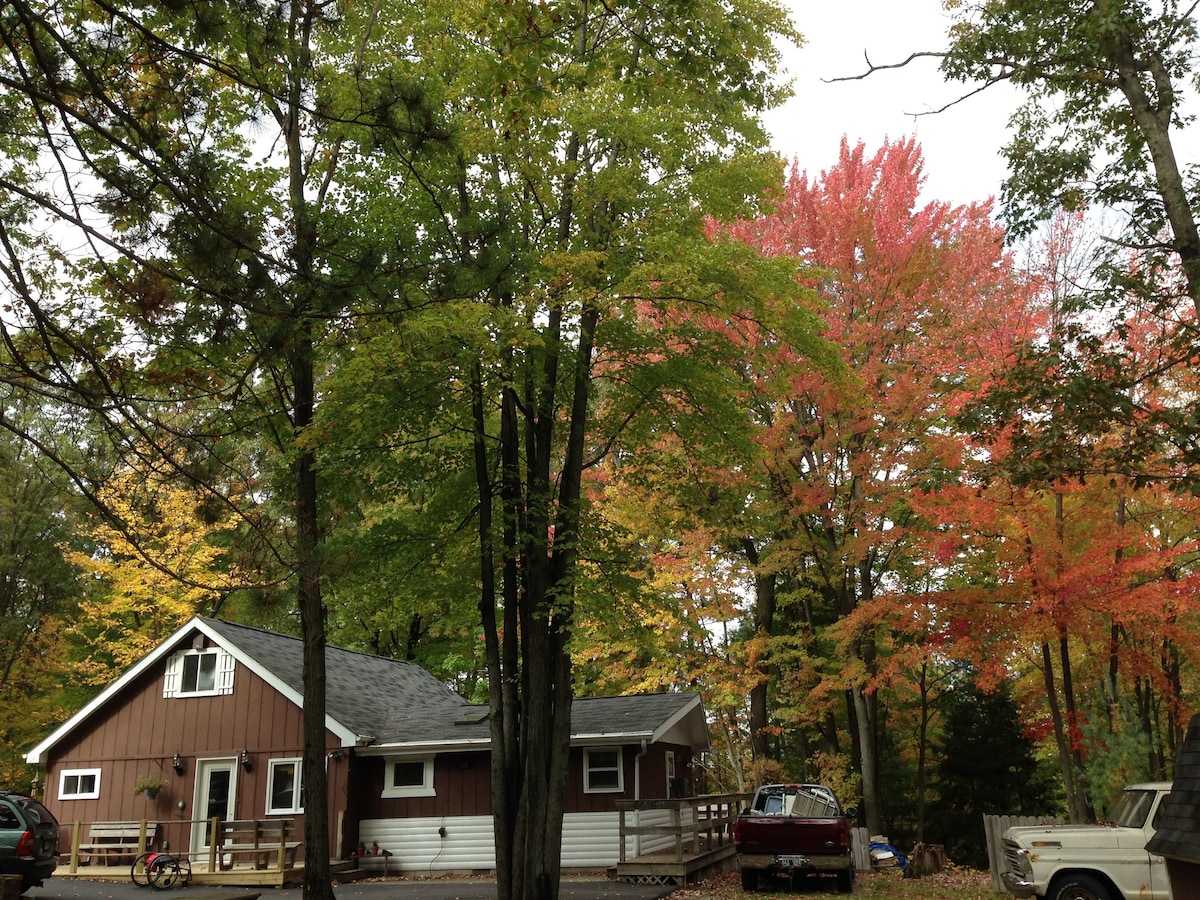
[240,749,252,772]
[172,753,185,776]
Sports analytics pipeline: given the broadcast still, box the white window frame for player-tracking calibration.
[59,768,102,800]
[381,757,435,799]
[266,758,304,814]
[584,747,624,794]
[164,648,235,697]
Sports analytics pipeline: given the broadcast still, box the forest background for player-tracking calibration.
[2,0,1200,882]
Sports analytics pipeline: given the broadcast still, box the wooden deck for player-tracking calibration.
[612,793,750,885]
[59,816,317,888]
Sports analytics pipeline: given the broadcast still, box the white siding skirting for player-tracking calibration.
[357,808,694,874]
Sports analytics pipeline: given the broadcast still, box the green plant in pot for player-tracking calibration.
[134,775,164,799]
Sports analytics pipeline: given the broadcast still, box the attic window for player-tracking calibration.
[164,647,235,698]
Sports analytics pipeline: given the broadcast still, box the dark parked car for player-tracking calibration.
[0,792,58,891]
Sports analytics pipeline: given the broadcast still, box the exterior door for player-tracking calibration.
[191,758,237,863]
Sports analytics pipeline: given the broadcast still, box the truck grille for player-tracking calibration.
[1002,840,1026,874]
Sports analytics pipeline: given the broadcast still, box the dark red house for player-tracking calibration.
[25,617,709,871]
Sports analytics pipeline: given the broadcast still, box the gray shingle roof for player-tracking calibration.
[202,617,468,745]
[202,617,707,752]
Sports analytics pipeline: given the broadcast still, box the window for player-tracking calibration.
[584,748,624,793]
[267,759,304,814]
[59,768,101,800]
[163,648,235,697]
[183,652,217,693]
[381,757,434,798]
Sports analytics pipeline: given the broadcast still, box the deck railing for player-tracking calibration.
[614,792,751,863]
[64,816,299,875]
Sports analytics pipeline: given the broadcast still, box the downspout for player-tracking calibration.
[634,740,648,858]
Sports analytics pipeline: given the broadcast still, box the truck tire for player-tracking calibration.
[1051,874,1113,900]
[740,868,758,891]
[836,866,854,893]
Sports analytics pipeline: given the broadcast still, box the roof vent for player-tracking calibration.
[456,709,489,725]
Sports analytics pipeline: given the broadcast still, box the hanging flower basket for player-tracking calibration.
[134,776,164,800]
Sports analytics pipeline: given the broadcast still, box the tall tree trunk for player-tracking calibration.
[293,328,333,900]
[1042,642,1084,822]
[743,540,776,765]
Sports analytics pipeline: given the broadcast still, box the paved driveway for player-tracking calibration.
[24,876,678,900]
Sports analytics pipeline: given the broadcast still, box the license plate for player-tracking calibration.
[776,855,809,868]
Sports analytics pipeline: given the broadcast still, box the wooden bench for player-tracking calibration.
[219,819,299,871]
[77,821,157,865]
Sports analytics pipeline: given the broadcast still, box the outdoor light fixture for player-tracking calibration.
[240,749,252,771]
[173,753,185,775]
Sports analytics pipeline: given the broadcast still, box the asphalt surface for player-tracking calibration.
[23,876,679,900]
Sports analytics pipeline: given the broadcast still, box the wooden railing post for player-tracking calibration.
[207,817,221,873]
[69,821,82,874]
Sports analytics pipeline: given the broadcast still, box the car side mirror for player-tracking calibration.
[844,806,859,819]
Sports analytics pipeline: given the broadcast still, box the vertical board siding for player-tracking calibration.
[45,634,318,846]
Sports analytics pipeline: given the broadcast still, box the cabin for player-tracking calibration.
[25,616,712,877]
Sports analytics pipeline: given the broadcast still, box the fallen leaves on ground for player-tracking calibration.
[672,867,993,900]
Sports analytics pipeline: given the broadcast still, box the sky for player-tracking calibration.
[763,0,1023,210]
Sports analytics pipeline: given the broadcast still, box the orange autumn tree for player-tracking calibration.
[703,137,1030,832]
[932,211,1200,818]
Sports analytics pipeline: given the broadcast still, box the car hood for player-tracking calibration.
[1006,823,1136,849]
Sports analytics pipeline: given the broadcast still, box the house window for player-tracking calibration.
[267,759,304,814]
[59,769,101,800]
[381,757,434,798]
[163,648,235,697]
[584,748,624,793]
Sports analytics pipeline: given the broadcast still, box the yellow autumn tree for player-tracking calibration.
[69,465,244,683]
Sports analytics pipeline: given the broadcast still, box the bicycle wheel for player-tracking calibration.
[149,856,181,890]
[130,851,158,887]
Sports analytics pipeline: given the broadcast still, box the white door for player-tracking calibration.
[191,758,237,864]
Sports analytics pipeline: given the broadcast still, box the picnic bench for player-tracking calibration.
[219,819,299,871]
[77,820,157,865]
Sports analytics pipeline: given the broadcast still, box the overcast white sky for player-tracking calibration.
[764,0,1023,210]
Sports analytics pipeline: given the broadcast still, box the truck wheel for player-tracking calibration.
[836,867,854,894]
[1051,874,1113,900]
[740,868,758,891]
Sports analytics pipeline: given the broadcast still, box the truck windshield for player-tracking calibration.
[1106,789,1157,828]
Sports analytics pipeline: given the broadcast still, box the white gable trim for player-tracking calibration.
[26,617,358,764]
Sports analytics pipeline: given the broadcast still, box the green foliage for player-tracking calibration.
[928,674,1062,868]
[1079,691,1157,817]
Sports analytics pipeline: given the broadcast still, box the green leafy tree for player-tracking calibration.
[0,4,444,897]
[310,0,803,895]
[929,674,1061,868]
[0,402,82,789]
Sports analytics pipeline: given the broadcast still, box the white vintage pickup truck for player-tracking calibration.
[1000,782,1172,900]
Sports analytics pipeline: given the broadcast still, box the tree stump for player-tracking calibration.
[904,843,947,878]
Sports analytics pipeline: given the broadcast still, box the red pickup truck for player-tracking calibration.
[733,783,856,893]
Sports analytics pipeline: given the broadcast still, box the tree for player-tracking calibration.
[0,3,442,897]
[0,406,81,788]
[929,674,1060,868]
[717,137,1022,834]
[250,0,804,896]
[67,460,247,683]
